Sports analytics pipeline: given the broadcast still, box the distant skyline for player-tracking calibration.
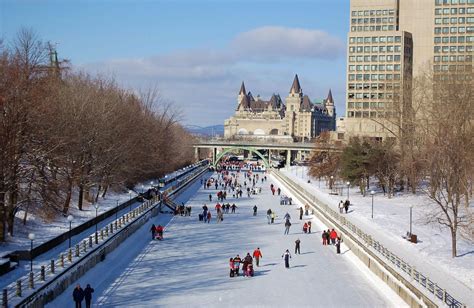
[0,0,350,126]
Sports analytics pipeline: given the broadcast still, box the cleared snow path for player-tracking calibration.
[48,172,406,308]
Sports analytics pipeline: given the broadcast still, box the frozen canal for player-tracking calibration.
[49,171,406,307]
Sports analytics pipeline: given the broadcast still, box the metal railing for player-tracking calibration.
[2,165,208,307]
[273,170,465,308]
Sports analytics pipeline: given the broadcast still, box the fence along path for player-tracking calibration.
[3,165,208,308]
[272,170,466,308]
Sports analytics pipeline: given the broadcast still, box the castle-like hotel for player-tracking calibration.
[224,75,336,141]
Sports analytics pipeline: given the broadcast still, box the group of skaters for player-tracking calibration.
[322,228,343,254]
[279,195,293,205]
[229,248,263,278]
[270,184,281,196]
[175,203,192,216]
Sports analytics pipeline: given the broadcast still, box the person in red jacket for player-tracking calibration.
[330,229,337,245]
[252,248,263,267]
[155,225,164,240]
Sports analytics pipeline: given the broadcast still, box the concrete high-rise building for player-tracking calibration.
[343,0,474,140]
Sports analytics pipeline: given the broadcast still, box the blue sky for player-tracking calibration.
[1,0,350,126]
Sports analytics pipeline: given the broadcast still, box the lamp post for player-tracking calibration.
[141,184,144,194]
[94,204,99,232]
[346,181,350,200]
[370,191,375,219]
[409,206,413,236]
[129,190,133,212]
[330,175,334,192]
[67,215,73,248]
[28,233,35,272]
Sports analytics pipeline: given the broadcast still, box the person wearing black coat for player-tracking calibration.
[84,284,94,308]
[73,284,84,308]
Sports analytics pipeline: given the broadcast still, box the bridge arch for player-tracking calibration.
[214,147,270,169]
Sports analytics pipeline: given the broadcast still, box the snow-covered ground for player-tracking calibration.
[0,164,204,290]
[282,166,474,305]
[49,171,407,307]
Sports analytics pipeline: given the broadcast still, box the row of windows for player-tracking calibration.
[435,7,474,14]
[347,111,394,119]
[351,25,396,32]
[349,45,402,53]
[435,17,474,23]
[434,44,474,52]
[348,83,401,91]
[435,0,474,5]
[351,9,395,17]
[351,17,396,24]
[348,74,402,81]
[435,34,474,44]
[434,55,473,61]
[348,102,387,109]
[349,36,402,44]
[433,64,473,71]
[435,26,474,34]
[349,55,402,63]
[349,64,402,72]
[348,93,399,100]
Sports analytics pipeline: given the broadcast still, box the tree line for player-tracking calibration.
[309,69,473,257]
[0,29,195,241]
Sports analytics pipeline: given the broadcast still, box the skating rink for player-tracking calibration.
[48,171,406,308]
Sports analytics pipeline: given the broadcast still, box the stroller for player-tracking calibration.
[245,264,254,277]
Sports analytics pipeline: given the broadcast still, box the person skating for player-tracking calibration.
[84,284,94,308]
[283,212,291,221]
[336,237,342,254]
[303,222,308,234]
[73,284,84,308]
[229,258,236,277]
[277,187,281,196]
[271,212,276,224]
[284,219,291,235]
[299,207,303,220]
[231,203,237,213]
[209,194,212,202]
[282,249,291,268]
[322,230,328,245]
[253,205,258,216]
[330,229,337,245]
[304,204,309,216]
[150,224,156,240]
[307,221,312,233]
[266,209,272,224]
[252,248,263,266]
[295,239,301,254]
[207,211,212,223]
[233,255,242,276]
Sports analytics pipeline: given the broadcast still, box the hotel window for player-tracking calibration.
[451,27,458,33]
[468,8,474,13]
[357,56,364,61]
[468,26,474,32]
[364,55,370,61]
[459,17,465,23]
[442,55,449,61]
[435,8,442,15]
[371,65,378,71]
[443,27,449,33]
[349,37,355,44]
[435,37,442,43]
[458,55,466,61]
[451,17,458,24]
[386,55,393,61]
[468,17,474,23]
[394,64,401,71]
[364,65,371,71]
[459,36,466,42]
[451,8,458,14]
[394,55,401,61]
[459,27,466,33]
[379,64,386,71]
[435,27,442,34]
[450,36,458,42]
[364,37,371,43]
[443,18,449,24]
[435,56,441,62]
[442,36,450,43]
